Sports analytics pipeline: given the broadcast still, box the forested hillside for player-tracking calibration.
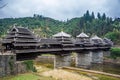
[0,11,120,44]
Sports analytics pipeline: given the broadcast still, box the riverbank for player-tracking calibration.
[63,67,120,80]
[0,62,120,80]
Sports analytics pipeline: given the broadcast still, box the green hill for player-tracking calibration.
[0,11,120,44]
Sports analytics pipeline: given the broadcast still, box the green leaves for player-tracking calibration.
[110,48,120,59]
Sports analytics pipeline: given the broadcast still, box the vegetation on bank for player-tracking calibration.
[105,31,120,44]
[23,60,37,72]
[110,48,120,59]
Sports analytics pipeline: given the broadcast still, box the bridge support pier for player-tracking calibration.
[0,51,16,77]
[76,51,92,68]
[54,53,71,68]
[103,51,110,57]
[91,51,103,64]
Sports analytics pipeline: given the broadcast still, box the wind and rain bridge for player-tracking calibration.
[0,26,112,76]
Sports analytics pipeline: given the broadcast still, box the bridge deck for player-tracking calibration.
[14,46,110,54]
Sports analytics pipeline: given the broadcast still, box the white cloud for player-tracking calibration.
[0,0,120,20]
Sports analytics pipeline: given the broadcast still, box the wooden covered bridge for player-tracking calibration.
[0,26,112,69]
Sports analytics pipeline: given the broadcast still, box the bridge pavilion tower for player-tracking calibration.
[75,32,93,68]
[2,26,39,60]
[90,35,104,64]
[0,26,40,76]
[53,31,74,68]
[53,31,74,47]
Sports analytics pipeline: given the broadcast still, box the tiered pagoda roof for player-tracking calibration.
[2,26,39,52]
[75,32,93,46]
[53,31,74,47]
[90,35,104,46]
[103,38,113,46]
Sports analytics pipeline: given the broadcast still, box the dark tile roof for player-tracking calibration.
[13,43,39,46]
[39,38,61,45]
[2,27,38,46]
[17,27,31,33]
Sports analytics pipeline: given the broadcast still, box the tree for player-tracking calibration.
[91,12,95,19]
[102,13,106,20]
[84,10,91,21]
[105,31,120,44]
[97,12,101,19]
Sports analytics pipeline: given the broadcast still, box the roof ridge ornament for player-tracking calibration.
[13,24,17,28]
[53,31,71,37]
[77,32,89,38]
[91,35,102,40]
[12,24,18,32]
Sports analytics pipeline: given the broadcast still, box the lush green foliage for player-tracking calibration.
[23,60,37,72]
[105,31,120,44]
[110,48,120,59]
[0,11,120,43]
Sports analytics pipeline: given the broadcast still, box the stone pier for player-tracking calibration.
[54,53,71,68]
[103,51,110,57]
[91,50,103,64]
[76,51,92,68]
[0,51,16,77]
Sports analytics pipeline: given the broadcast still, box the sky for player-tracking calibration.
[0,0,120,20]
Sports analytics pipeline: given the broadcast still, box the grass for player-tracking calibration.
[0,73,57,80]
[0,73,39,80]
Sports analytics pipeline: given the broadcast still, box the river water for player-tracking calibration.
[90,62,120,75]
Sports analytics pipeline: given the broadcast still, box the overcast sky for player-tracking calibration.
[0,0,120,20]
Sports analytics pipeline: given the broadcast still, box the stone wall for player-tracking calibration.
[15,61,27,74]
[76,51,92,68]
[92,51,103,63]
[0,52,16,77]
[103,51,111,57]
[0,52,28,77]
[54,54,71,68]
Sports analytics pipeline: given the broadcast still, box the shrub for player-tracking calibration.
[105,31,120,44]
[23,60,37,72]
[110,48,120,59]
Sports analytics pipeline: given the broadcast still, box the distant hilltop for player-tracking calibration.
[0,11,120,44]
